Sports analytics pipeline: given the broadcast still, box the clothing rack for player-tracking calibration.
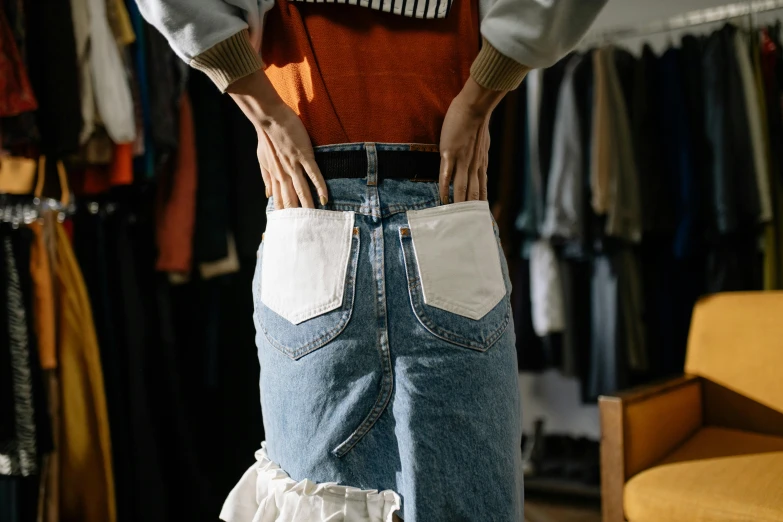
[585,0,783,46]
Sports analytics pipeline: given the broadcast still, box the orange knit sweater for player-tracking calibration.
[261,0,480,146]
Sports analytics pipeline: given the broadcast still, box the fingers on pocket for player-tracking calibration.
[290,164,315,209]
[439,153,454,205]
[257,133,274,198]
[261,167,272,199]
[274,152,305,209]
[452,154,470,203]
[271,177,282,211]
[479,165,488,201]
[301,157,329,206]
[280,177,300,209]
[466,149,482,202]
[477,127,490,201]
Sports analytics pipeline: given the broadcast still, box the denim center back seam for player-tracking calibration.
[332,144,395,458]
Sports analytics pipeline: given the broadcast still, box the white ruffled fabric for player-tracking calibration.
[220,444,401,522]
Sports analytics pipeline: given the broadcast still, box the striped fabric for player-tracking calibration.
[287,0,454,19]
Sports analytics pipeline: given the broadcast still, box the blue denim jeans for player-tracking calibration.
[253,143,523,521]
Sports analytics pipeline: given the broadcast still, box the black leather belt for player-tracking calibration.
[314,149,441,182]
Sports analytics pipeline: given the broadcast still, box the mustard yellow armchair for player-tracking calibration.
[599,292,783,522]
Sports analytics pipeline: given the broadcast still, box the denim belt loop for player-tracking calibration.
[365,143,378,187]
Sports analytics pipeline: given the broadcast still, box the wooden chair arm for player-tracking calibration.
[599,375,704,522]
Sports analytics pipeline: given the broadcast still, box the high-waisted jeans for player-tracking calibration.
[249,144,523,522]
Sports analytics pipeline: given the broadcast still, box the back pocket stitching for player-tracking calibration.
[260,228,360,360]
[399,227,510,352]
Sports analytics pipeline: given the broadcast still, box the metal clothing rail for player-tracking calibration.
[585,0,783,45]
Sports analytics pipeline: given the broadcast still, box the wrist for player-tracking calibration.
[227,70,289,131]
[457,77,506,120]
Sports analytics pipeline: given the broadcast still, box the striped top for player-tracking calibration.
[287,0,453,19]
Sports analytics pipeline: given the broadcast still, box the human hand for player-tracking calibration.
[228,70,327,209]
[439,77,506,204]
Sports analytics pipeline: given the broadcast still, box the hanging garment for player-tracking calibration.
[0,254,13,447]
[4,0,27,61]
[518,69,545,237]
[107,208,170,522]
[106,0,136,46]
[543,54,585,242]
[559,259,592,387]
[76,144,136,195]
[603,47,642,243]
[156,93,198,274]
[749,30,781,292]
[0,0,41,149]
[633,45,675,235]
[529,240,565,337]
[127,63,147,160]
[538,58,570,189]
[703,24,761,234]
[490,89,524,252]
[512,259,546,372]
[55,222,116,522]
[558,259,576,374]
[591,47,643,242]
[0,476,39,522]
[85,0,136,144]
[79,131,115,166]
[199,234,240,280]
[39,214,61,522]
[589,255,619,399]
[591,49,612,216]
[613,48,636,111]
[0,232,37,477]
[73,203,176,522]
[29,222,56,371]
[735,29,773,223]
[659,48,698,260]
[145,24,185,166]
[15,225,54,458]
[40,369,61,522]
[126,0,156,179]
[761,27,783,290]
[572,50,597,252]
[189,71,232,264]
[0,8,37,117]
[681,35,711,236]
[703,25,764,292]
[70,0,96,145]
[23,0,82,155]
[616,248,647,373]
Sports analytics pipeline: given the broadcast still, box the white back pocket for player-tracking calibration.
[260,209,355,325]
[406,201,505,320]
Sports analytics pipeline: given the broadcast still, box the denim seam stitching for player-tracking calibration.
[332,203,394,458]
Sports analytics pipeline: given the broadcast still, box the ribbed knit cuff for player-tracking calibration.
[190,30,263,92]
[470,38,531,92]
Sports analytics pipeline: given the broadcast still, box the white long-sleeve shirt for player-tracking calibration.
[136,0,607,91]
